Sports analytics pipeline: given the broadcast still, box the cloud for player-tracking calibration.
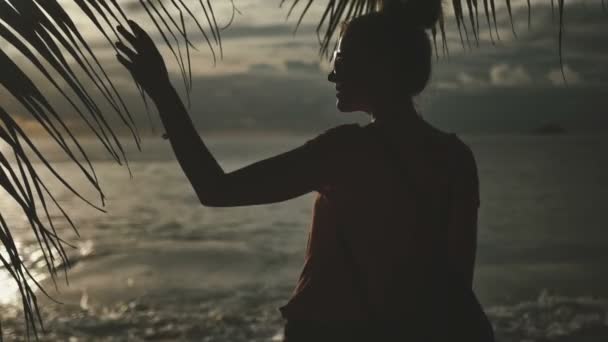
[248,63,279,75]
[284,60,322,77]
[546,65,583,86]
[218,24,317,40]
[457,72,488,87]
[433,2,608,88]
[423,84,608,134]
[490,63,533,86]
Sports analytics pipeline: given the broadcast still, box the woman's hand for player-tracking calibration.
[115,20,170,96]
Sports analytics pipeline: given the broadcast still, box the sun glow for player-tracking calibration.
[0,268,19,306]
[0,237,23,306]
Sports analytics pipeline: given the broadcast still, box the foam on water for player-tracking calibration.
[2,290,608,341]
[488,290,608,342]
[1,286,290,342]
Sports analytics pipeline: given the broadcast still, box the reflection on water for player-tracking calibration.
[0,238,25,306]
[0,269,19,306]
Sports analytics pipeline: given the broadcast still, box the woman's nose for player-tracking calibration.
[328,70,337,83]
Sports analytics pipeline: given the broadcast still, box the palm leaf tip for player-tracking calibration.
[280,0,596,74]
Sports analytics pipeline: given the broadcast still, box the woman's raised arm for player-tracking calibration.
[141,83,338,207]
[115,20,355,207]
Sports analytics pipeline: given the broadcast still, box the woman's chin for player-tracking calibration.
[336,99,358,113]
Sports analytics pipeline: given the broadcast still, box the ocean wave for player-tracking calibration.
[2,290,607,341]
[1,286,290,342]
[487,290,608,342]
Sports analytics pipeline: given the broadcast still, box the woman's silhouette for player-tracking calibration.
[115,1,494,341]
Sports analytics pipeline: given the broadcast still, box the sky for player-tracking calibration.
[0,0,607,138]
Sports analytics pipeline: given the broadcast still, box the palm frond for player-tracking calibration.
[283,0,606,67]
[0,0,220,339]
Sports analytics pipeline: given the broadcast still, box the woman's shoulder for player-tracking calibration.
[447,134,477,168]
[306,123,364,146]
[321,123,363,137]
[430,131,478,181]
[446,134,480,205]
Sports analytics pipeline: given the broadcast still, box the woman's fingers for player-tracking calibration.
[115,41,137,60]
[116,52,134,71]
[117,54,144,89]
[116,42,137,61]
[127,20,156,47]
[127,20,147,38]
[116,19,168,90]
[117,25,139,47]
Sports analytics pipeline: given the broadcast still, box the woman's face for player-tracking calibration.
[327,28,377,113]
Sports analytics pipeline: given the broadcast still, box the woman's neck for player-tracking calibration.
[370,99,422,128]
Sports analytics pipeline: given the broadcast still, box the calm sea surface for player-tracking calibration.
[1,133,607,341]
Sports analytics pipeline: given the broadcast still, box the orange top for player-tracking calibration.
[279,122,480,322]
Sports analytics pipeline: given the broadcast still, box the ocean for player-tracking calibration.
[1,133,607,341]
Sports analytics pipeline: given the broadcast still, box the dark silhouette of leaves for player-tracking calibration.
[0,0,220,339]
[281,0,601,68]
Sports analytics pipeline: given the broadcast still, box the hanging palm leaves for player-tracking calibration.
[284,0,576,72]
[0,0,220,339]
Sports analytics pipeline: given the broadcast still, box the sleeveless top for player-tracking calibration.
[279,122,484,332]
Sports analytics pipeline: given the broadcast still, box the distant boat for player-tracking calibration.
[531,123,567,135]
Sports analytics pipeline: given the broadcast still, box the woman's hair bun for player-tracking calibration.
[381,0,442,30]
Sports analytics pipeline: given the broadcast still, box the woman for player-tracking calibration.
[115,1,494,341]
